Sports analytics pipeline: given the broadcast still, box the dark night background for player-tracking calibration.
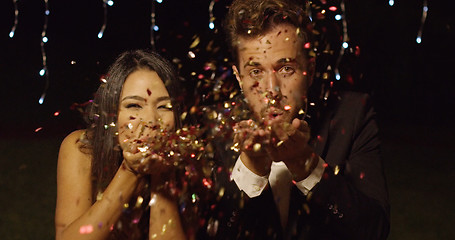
[0,0,454,239]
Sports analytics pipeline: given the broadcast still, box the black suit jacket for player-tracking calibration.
[199,91,390,240]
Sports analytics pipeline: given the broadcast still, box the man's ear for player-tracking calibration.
[232,65,242,88]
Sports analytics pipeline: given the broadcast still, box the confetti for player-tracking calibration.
[79,224,93,234]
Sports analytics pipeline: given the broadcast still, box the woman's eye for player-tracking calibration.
[126,103,142,109]
[158,102,173,110]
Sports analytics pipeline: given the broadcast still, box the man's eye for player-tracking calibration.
[249,69,264,78]
[279,66,295,75]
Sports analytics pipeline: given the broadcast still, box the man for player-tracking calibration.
[207,0,390,239]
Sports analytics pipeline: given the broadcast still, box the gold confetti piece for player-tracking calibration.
[161,223,167,234]
[231,142,240,152]
[137,146,148,153]
[334,165,340,175]
[149,194,157,206]
[253,143,261,152]
[218,187,225,198]
[189,36,200,49]
[323,72,329,79]
[96,191,103,201]
[276,140,284,147]
[135,196,144,208]
[180,112,187,120]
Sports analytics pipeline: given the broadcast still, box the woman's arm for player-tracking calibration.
[55,130,140,240]
[148,193,187,240]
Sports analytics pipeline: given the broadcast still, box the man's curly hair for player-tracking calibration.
[224,0,313,62]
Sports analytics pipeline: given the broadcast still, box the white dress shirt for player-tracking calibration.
[231,156,325,228]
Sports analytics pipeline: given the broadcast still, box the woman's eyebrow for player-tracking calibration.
[156,96,171,102]
[121,95,146,102]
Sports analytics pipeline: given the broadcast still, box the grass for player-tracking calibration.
[0,136,63,240]
[381,123,455,239]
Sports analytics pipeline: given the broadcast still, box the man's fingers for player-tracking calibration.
[271,121,291,143]
[294,119,310,133]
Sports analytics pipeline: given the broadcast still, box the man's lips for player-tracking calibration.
[264,107,284,120]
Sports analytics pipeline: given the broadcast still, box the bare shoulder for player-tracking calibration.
[56,130,94,235]
[60,129,87,149]
[58,129,92,173]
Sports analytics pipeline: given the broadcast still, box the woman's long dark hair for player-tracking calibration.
[83,49,182,197]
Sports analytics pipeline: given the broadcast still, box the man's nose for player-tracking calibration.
[265,70,281,98]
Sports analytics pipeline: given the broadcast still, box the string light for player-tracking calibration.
[388,0,395,7]
[416,0,428,44]
[150,0,157,50]
[333,0,349,81]
[9,0,19,38]
[98,0,112,38]
[208,0,215,30]
[38,0,50,104]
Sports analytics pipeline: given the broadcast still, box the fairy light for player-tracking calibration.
[388,0,395,7]
[98,0,110,38]
[150,0,157,50]
[208,0,215,30]
[9,0,19,38]
[38,0,50,104]
[306,0,313,22]
[333,0,349,81]
[416,0,428,44]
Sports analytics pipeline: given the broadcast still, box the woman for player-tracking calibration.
[55,50,187,239]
